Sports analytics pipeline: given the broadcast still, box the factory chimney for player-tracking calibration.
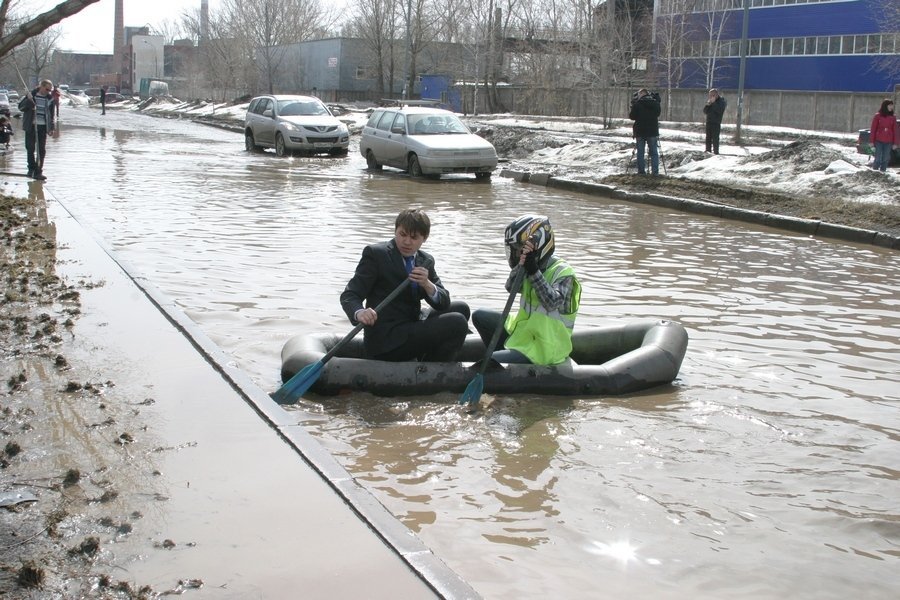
[113,0,125,56]
[200,0,209,45]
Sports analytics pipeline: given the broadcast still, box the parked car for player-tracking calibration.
[359,105,498,179]
[7,90,18,101]
[89,92,126,105]
[0,93,10,117]
[856,128,900,166]
[244,95,350,157]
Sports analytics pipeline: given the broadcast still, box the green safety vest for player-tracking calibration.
[504,258,581,365]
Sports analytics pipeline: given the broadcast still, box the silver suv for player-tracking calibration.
[359,105,498,179]
[244,95,350,157]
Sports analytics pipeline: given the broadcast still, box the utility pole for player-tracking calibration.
[734,0,750,143]
[404,0,412,99]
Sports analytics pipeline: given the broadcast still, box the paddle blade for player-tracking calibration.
[271,361,323,404]
[458,373,485,407]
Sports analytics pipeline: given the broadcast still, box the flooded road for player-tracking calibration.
[8,105,899,599]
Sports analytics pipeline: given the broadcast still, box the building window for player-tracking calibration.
[828,36,841,55]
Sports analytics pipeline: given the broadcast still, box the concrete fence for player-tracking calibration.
[479,86,894,134]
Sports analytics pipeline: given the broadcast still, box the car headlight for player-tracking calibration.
[280,121,299,132]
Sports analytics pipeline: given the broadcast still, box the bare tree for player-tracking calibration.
[404,0,442,98]
[694,0,731,89]
[655,0,695,119]
[348,0,404,96]
[0,0,102,59]
[222,0,330,94]
[13,26,61,83]
[871,0,900,88]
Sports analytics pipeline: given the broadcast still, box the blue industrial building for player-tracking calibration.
[657,0,898,93]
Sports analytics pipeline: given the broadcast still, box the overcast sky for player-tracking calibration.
[26,0,224,54]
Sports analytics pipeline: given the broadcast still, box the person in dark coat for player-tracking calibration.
[340,208,470,362]
[17,79,56,181]
[99,86,107,115]
[703,88,727,154]
[628,89,661,175]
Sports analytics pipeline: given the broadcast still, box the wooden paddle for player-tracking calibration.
[458,267,527,409]
[272,257,432,404]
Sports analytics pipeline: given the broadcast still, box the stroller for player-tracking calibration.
[0,116,12,150]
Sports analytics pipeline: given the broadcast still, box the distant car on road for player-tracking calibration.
[359,104,498,179]
[244,95,350,157]
[90,92,126,105]
[0,93,10,117]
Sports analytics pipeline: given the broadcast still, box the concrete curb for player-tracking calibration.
[499,169,900,250]
[39,184,480,600]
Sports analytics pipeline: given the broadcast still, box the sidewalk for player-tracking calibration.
[3,177,478,599]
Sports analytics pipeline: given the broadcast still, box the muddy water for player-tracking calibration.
[9,106,899,599]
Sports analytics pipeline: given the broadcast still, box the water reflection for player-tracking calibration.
[23,107,900,599]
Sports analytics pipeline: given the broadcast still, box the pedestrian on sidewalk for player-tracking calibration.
[869,98,899,172]
[51,84,62,119]
[17,79,56,181]
[100,86,107,115]
[629,89,661,175]
[703,88,727,154]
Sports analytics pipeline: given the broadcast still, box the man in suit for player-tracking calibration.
[340,208,470,362]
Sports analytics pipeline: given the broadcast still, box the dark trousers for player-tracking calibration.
[472,309,531,364]
[705,122,721,154]
[374,301,471,362]
[25,124,48,173]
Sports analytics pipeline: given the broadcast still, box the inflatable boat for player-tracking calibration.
[279,319,688,398]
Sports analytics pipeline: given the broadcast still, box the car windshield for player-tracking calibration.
[278,100,329,117]
[407,114,469,135]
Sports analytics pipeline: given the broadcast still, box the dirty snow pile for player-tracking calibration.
[473,116,898,206]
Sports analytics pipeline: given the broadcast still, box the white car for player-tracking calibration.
[244,95,350,157]
[0,93,10,116]
[359,105,498,179]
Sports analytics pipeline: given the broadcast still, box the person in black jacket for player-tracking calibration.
[340,208,470,362]
[703,88,727,154]
[628,89,661,175]
[17,79,56,181]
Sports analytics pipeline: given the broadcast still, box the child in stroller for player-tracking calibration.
[0,115,12,149]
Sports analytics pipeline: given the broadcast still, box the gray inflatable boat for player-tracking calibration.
[280,319,688,398]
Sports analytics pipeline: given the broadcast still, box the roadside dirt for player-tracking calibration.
[600,173,900,237]
[0,191,161,599]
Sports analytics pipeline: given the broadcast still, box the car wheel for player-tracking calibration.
[245,131,259,152]
[275,133,288,157]
[475,172,492,181]
[366,150,382,170]
[408,154,423,177]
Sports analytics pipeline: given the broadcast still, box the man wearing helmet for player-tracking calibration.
[340,208,470,362]
[472,215,582,365]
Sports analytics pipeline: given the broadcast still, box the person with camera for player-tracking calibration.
[629,89,661,175]
[704,88,727,154]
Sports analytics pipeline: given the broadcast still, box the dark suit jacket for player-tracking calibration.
[340,239,451,357]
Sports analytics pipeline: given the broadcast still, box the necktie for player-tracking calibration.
[404,256,418,291]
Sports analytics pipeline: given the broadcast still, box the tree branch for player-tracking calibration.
[0,0,102,59]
